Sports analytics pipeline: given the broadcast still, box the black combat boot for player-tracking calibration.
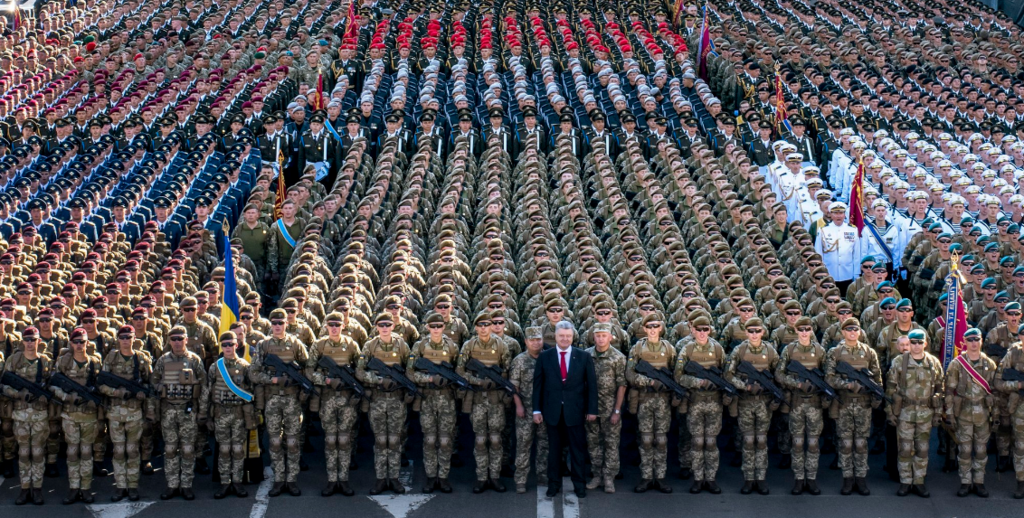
[706,479,722,494]
[111,488,128,502]
[792,479,804,495]
[286,482,301,496]
[15,488,30,505]
[974,484,988,498]
[634,479,651,493]
[181,487,195,500]
[268,482,285,497]
[234,483,248,497]
[160,486,179,500]
[805,479,821,495]
[690,480,702,494]
[913,484,929,498]
[127,488,139,501]
[1014,481,1024,499]
[63,489,81,505]
[854,477,870,495]
[370,479,388,495]
[437,478,453,493]
[336,481,353,496]
[896,484,910,496]
[215,484,233,499]
[840,477,854,495]
[957,484,971,497]
[740,480,754,494]
[755,480,769,495]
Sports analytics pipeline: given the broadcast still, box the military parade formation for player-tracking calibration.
[1,0,1024,508]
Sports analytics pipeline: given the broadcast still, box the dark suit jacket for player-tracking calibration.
[532,346,598,428]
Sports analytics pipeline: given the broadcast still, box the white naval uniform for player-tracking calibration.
[815,221,858,282]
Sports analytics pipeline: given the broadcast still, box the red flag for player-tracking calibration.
[275,163,285,219]
[344,1,357,40]
[942,254,968,370]
[312,71,324,111]
[696,5,712,82]
[774,67,788,133]
[848,157,865,236]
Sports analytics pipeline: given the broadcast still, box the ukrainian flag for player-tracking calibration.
[220,220,243,359]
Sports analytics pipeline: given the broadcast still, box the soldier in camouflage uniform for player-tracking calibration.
[100,324,153,502]
[358,313,411,495]
[626,313,676,493]
[825,317,882,496]
[458,312,512,493]
[776,317,825,496]
[726,317,779,495]
[585,323,626,494]
[199,332,255,499]
[511,327,548,493]
[251,308,309,497]
[946,328,998,498]
[886,329,943,498]
[3,326,53,505]
[307,311,361,497]
[152,325,206,500]
[50,327,102,504]
[409,313,461,494]
[675,315,727,494]
[996,337,1024,499]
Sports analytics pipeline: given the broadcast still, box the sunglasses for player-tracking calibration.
[909,339,924,344]
[326,322,342,327]
[645,323,662,329]
[39,318,52,323]
[746,328,764,333]
[786,311,801,316]
[897,307,913,312]
[694,326,711,332]
[965,337,981,342]
[170,337,185,342]
[118,335,132,340]
[182,308,196,312]
[377,322,394,328]
[739,307,754,312]
[241,315,253,320]
[71,339,86,345]
[797,326,812,332]
[435,304,450,310]
[82,319,95,324]
[547,308,563,313]
[843,326,860,332]
[271,321,285,326]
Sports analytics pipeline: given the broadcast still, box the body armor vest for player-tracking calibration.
[639,342,671,368]
[836,342,870,371]
[213,360,248,404]
[372,344,403,366]
[789,343,823,369]
[738,343,772,371]
[470,341,501,367]
[162,359,198,399]
[422,343,453,363]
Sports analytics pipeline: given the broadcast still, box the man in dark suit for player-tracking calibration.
[532,321,598,498]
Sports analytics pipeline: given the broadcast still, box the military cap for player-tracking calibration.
[995,291,1010,302]
[1005,302,1022,312]
[744,318,764,330]
[879,297,897,308]
[963,328,982,339]
[269,309,287,321]
[179,296,197,309]
[525,327,543,340]
[895,298,913,309]
[841,318,861,329]
[169,325,188,337]
[690,315,712,328]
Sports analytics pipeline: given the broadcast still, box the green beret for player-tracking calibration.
[984,242,1000,252]
[879,297,897,307]
[907,329,926,340]
[895,298,913,309]
[1001,256,1016,265]
[949,243,963,253]
[963,328,982,338]
[1005,302,1022,311]
[995,291,1010,302]
[860,255,875,264]
[981,278,997,288]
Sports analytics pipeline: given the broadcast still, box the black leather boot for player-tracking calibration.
[896,483,910,496]
[634,479,651,493]
[63,489,81,505]
[740,480,754,494]
[792,479,804,495]
[437,478,453,493]
[805,479,821,495]
[840,477,854,495]
[15,488,30,505]
[370,479,387,495]
[854,477,870,495]
[234,483,249,497]
[336,481,353,496]
[215,484,233,499]
[268,482,285,497]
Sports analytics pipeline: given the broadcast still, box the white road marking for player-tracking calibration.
[368,460,435,518]
[248,466,275,518]
[536,483,555,518]
[87,501,154,518]
[561,477,580,518]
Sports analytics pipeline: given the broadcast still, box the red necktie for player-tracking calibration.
[560,351,568,382]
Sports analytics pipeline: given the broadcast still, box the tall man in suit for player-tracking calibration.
[532,321,598,498]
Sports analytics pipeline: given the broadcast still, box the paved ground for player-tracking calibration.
[0,418,1019,518]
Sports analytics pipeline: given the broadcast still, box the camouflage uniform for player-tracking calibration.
[358,335,411,481]
[200,357,255,485]
[100,349,153,490]
[509,350,547,486]
[585,345,626,486]
[626,338,677,481]
[409,335,461,481]
[825,340,882,480]
[673,337,726,485]
[886,352,943,486]
[152,349,206,490]
[51,352,103,491]
[308,335,361,483]
[2,351,53,489]
[996,346,1024,486]
[251,335,309,483]
[457,335,511,482]
[946,353,998,485]
[726,341,779,481]
[776,340,826,483]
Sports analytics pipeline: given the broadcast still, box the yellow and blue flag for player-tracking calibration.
[219,220,243,359]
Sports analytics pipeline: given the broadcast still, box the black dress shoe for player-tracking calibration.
[287,482,302,496]
[63,489,81,505]
[706,480,722,494]
[336,481,353,496]
[756,480,769,495]
[792,479,804,495]
[111,489,128,502]
[160,487,179,500]
[82,491,95,503]
[421,477,436,493]
[491,479,506,493]
[216,484,233,499]
[195,458,211,475]
[574,488,586,499]
[975,484,989,498]
[182,488,195,501]
[913,484,929,498]
[690,481,703,494]
[634,479,651,493]
[370,479,387,495]
[437,477,452,493]
[473,480,487,494]
[957,484,971,497]
[45,464,60,478]
[268,482,285,497]
[127,488,139,502]
[15,488,30,505]
[545,486,559,497]
[32,488,44,505]
[778,455,791,469]
[896,484,910,497]
[740,481,754,495]
[805,479,820,495]
[321,482,336,497]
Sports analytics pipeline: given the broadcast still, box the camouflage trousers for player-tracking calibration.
[1,401,14,461]
[419,392,456,479]
[896,410,933,485]
[737,396,771,481]
[108,418,143,489]
[213,405,247,484]
[1011,401,1024,481]
[837,399,872,478]
[47,416,60,464]
[265,395,303,483]
[369,394,407,480]
[637,393,671,480]
[141,421,155,463]
[788,398,823,481]
[996,399,1011,457]
[320,394,358,482]
[686,399,723,482]
[62,418,99,490]
[161,403,198,489]
[955,414,991,484]
[14,414,48,489]
[677,413,692,469]
[470,394,505,481]
[515,415,548,485]
[585,415,619,482]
